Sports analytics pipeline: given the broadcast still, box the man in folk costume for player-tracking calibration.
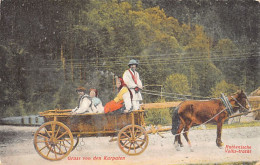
[123,59,143,111]
[71,86,93,114]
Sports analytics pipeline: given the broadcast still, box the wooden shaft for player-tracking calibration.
[229,108,260,119]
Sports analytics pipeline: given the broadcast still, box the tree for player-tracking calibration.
[211,80,239,98]
[164,73,190,96]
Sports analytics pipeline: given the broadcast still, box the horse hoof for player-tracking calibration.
[218,146,223,149]
[190,147,194,152]
[217,142,224,148]
[175,144,181,151]
[180,144,184,147]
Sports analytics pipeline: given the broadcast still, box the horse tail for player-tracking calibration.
[171,106,181,135]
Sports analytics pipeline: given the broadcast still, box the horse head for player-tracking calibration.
[231,90,251,113]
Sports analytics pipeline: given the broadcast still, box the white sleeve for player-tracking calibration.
[76,98,91,113]
[72,107,78,112]
[123,70,137,89]
[136,72,143,88]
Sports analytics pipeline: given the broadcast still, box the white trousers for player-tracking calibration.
[132,100,140,110]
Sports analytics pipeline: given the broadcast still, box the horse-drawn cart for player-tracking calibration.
[33,94,260,161]
[33,109,149,160]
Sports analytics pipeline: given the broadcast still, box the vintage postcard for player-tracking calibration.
[0,0,259,165]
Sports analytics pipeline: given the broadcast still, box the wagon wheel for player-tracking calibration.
[44,135,79,155]
[34,121,74,160]
[117,125,149,156]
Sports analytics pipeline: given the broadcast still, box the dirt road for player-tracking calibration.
[0,125,259,165]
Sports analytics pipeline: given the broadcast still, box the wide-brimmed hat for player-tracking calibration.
[128,59,138,67]
[76,86,86,92]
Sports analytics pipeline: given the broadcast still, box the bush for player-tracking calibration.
[211,80,239,98]
[145,108,172,125]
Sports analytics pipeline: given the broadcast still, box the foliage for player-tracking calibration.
[145,108,171,125]
[211,80,239,98]
[164,73,191,95]
[0,0,258,117]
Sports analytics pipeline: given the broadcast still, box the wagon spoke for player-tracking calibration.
[38,132,49,139]
[46,147,51,157]
[128,143,132,153]
[55,126,61,138]
[56,144,65,155]
[53,146,58,159]
[57,138,70,142]
[64,138,72,145]
[133,129,137,137]
[122,132,131,139]
[120,138,129,141]
[135,141,143,149]
[56,131,68,140]
[136,136,144,140]
[135,139,145,142]
[39,145,47,152]
[128,128,134,138]
[59,141,71,148]
[123,141,130,147]
[64,138,71,143]
[133,142,136,153]
[44,128,51,138]
[36,140,49,143]
[132,127,135,137]
[62,141,68,153]
[136,132,144,139]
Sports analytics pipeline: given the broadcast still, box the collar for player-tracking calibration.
[220,93,233,116]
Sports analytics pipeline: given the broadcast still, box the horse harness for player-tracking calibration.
[220,93,233,116]
[221,93,251,116]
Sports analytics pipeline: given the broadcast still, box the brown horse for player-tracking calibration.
[171,90,250,151]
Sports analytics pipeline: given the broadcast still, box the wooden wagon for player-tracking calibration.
[33,97,260,161]
[33,109,149,161]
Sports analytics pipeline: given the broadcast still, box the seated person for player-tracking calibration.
[71,87,93,114]
[89,88,104,113]
[104,77,132,113]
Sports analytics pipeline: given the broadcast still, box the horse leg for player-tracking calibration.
[178,135,184,147]
[174,122,184,151]
[216,119,224,148]
[177,122,184,147]
[183,121,193,152]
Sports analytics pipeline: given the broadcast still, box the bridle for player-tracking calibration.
[231,94,251,113]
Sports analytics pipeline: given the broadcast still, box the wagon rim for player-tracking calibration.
[117,124,149,156]
[33,121,74,161]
